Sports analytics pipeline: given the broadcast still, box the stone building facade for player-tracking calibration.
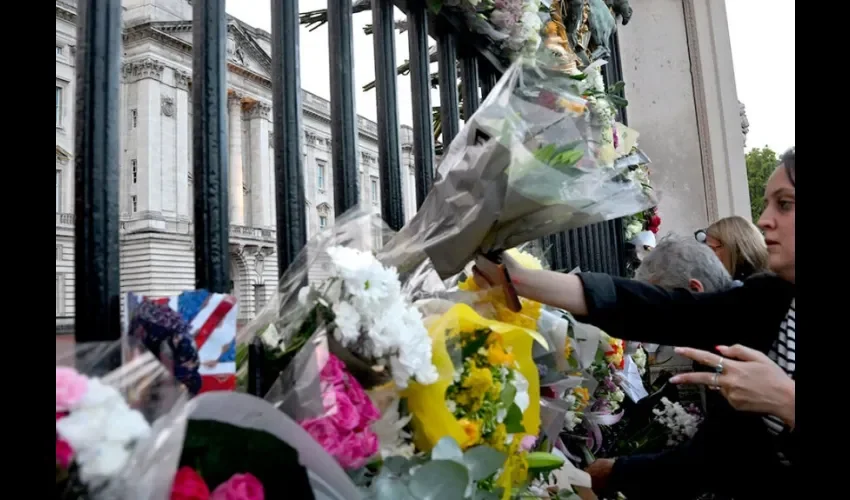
[55,0,418,330]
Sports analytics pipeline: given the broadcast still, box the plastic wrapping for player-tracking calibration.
[379,57,657,279]
[56,341,190,500]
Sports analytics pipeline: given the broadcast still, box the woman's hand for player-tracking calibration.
[670,344,795,428]
[472,253,590,315]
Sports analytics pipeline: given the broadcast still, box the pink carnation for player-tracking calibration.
[56,438,74,468]
[320,355,348,389]
[301,417,340,456]
[332,428,380,470]
[56,367,89,412]
[211,473,264,500]
[328,391,360,432]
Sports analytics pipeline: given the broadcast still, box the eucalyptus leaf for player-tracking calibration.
[384,456,412,476]
[500,383,517,408]
[473,490,503,500]
[431,436,464,462]
[409,460,470,500]
[504,403,526,434]
[462,446,507,481]
[373,473,413,500]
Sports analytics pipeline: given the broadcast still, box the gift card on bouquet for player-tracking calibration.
[125,290,238,395]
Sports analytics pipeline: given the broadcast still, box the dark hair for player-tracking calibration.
[781,147,795,187]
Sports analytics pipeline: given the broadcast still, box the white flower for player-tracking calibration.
[297,286,312,306]
[372,397,416,459]
[565,410,582,431]
[332,301,361,344]
[446,400,457,414]
[75,443,131,482]
[73,378,123,411]
[511,371,530,413]
[633,349,647,375]
[496,407,507,423]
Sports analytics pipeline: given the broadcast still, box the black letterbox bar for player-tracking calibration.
[271,0,308,273]
[405,0,436,209]
[372,0,405,230]
[327,0,360,215]
[191,0,230,293]
[74,0,122,347]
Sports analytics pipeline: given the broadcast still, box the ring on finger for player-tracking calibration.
[715,356,725,374]
[710,372,721,391]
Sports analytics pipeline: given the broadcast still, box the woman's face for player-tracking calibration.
[704,235,731,275]
[757,165,795,282]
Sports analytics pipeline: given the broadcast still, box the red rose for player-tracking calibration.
[170,466,210,500]
[650,226,659,234]
[56,438,74,468]
[650,215,661,227]
[211,473,264,500]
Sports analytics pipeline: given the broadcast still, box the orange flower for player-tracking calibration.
[573,387,590,410]
[458,418,482,449]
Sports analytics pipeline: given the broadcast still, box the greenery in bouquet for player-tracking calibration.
[56,367,152,498]
[172,419,312,500]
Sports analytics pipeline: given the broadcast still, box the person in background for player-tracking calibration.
[472,147,796,499]
[587,234,735,499]
[694,215,769,283]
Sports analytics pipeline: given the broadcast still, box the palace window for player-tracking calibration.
[130,109,138,129]
[131,195,138,213]
[316,160,327,191]
[56,86,63,127]
[56,170,61,212]
[254,284,267,311]
[371,177,379,205]
[56,45,63,57]
[319,215,328,229]
[131,159,138,184]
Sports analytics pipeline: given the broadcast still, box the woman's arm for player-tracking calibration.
[474,255,794,349]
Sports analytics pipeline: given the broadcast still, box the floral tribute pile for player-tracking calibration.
[56,367,152,497]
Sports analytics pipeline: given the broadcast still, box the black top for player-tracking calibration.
[575,272,796,500]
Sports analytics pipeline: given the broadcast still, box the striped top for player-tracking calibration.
[763,298,795,465]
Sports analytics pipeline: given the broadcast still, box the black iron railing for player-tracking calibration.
[71,0,629,372]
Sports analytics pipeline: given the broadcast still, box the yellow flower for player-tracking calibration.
[458,275,479,292]
[564,337,573,361]
[487,341,516,367]
[573,386,590,410]
[488,423,508,451]
[496,438,529,498]
[455,362,493,412]
[458,418,482,449]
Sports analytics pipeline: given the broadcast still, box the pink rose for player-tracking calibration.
[341,376,380,425]
[211,473,264,500]
[320,355,347,388]
[329,390,360,431]
[301,417,341,455]
[519,435,537,452]
[56,438,74,468]
[333,429,379,470]
[56,412,68,422]
[56,367,89,412]
[170,466,210,500]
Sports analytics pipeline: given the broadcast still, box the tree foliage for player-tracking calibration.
[745,146,778,222]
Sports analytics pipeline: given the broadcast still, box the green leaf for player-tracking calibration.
[474,490,503,500]
[428,0,443,15]
[409,460,470,500]
[431,436,464,462]
[608,81,626,94]
[461,329,491,359]
[568,73,588,81]
[462,445,507,481]
[384,456,413,476]
[373,471,413,500]
[504,403,526,433]
[500,383,517,408]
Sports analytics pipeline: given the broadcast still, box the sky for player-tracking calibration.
[225,0,795,154]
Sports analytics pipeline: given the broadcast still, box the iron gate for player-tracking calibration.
[70,0,629,358]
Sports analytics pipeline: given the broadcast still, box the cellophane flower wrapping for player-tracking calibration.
[378,56,657,279]
[238,206,437,395]
[55,341,191,499]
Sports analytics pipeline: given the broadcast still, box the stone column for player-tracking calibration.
[175,70,191,219]
[228,91,245,225]
[247,102,272,227]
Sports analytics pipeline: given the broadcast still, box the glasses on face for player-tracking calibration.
[694,229,707,243]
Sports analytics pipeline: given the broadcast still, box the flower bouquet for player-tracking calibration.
[55,342,189,499]
[378,56,656,279]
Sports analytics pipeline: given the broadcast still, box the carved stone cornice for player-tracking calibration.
[175,70,190,90]
[122,57,165,83]
[360,151,377,165]
[245,101,271,120]
[228,91,244,107]
[304,129,330,148]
